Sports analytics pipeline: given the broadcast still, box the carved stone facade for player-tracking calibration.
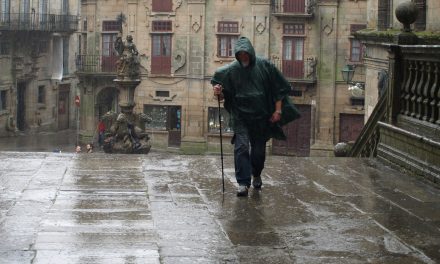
[74,0,376,156]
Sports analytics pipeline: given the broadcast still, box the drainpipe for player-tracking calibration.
[332,2,339,145]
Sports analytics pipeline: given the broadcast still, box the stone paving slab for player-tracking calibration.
[0,151,439,263]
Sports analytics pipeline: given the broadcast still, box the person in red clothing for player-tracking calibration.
[98,119,106,147]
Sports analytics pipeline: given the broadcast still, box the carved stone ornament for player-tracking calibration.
[192,21,201,32]
[173,0,183,11]
[255,17,267,34]
[172,49,186,73]
[321,17,334,35]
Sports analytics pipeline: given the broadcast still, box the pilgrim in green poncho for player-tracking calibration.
[211,36,300,196]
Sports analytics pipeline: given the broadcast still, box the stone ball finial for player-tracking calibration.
[395,1,419,32]
[334,142,351,157]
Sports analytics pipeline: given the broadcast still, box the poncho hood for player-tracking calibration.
[234,37,256,67]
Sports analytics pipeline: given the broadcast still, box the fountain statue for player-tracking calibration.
[102,34,152,154]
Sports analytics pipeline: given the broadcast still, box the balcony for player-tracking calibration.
[271,0,315,19]
[0,13,78,33]
[271,57,317,85]
[75,54,118,75]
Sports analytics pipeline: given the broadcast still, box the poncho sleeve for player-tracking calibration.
[211,64,234,113]
[263,60,301,128]
[266,60,291,102]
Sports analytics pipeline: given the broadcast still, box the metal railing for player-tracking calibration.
[271,57,317,81]
[76,54,118,74]
[270,0,315,14]
[349,90,388,157]
[0,13,78,32]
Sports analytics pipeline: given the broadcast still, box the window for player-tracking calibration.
[39,0,47,14]
[208,107,232,133]
[413,0,426,31]
[283,23,304,35]
[144,105,180,131]
[0,40,10,55]
[156,91,170,97]
[282,38,304,78]
[0,90,6,111]
[1,0,10,22]
[151,20,172,74]
[349,24,366,62]
[102,21,118,72]
[62,0,68,15]
[152,20,172,31]
[152,0,172,12]
[378,0,391,30]
[19,0,30,26]
[350,39,362,62]
[37,85,45,104]
[102,21,120,32]
[282,23,305,78]
[63,37,69,75]
[217,21,239,58]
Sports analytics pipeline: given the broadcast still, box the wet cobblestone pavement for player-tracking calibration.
[0,150,439,263]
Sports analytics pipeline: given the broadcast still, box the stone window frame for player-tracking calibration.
[216,21,240,59]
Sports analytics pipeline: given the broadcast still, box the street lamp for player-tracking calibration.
[341,64,355,84]
[341,64,365,97]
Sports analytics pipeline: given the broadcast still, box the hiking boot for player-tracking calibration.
[252,176,262,189]
[236,185,249,197]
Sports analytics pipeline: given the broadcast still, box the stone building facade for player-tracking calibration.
[0,0,79,137]
[75,0,371,156]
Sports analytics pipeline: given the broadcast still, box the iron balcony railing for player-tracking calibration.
[76,54,118,74]
[271,57,317,82]
[0,13,78,32]
[271,0,315,15]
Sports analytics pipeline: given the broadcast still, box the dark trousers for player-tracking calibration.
[233,127,266,187]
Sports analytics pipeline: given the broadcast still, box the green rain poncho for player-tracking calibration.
[211,36,300,141]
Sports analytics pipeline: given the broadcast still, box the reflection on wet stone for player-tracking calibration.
[0,152,439,263]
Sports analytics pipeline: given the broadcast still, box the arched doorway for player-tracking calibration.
[96,87,119,118]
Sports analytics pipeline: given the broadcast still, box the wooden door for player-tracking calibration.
[16,82,26,131]
[339,113,364,143]
[58,85,70,130]
[168,106,181,147]
[272,104,311,156]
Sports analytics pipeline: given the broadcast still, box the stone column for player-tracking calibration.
[310,0,339,156]
[180,0,207,154]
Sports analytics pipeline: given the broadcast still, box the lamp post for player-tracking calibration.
[341,64,355,84]
[341,64,365,97]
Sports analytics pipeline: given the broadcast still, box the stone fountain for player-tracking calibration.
[102,35,151,154]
